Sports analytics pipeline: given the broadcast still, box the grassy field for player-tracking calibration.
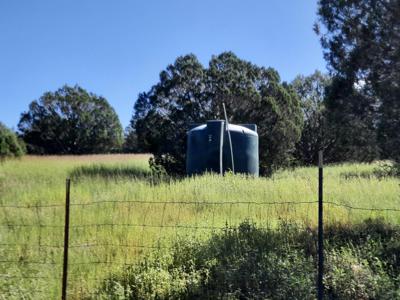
[0,155,399,299]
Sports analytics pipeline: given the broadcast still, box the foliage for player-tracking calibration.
[324,77,380,163]
[374,161,400,178]
[324,247,396,299]
[131,52,303,176]
[18,85,123,154]
[122,126,141,153]
[291,71,331,165]
[316,0,400,164]
[0,122,25,161]
[97,220,400,299]
[132,54,207,176]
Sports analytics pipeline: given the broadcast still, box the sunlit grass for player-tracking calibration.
[0,155,399,299]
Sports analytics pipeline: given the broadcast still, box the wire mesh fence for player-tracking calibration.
[1,170,399,299]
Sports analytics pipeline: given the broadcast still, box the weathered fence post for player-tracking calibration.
[62,179,71,300]
[317,151,324,300]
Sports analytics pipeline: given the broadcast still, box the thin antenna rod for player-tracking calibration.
[223,103,235,174]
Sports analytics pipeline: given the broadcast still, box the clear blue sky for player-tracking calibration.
[0,0,326,130]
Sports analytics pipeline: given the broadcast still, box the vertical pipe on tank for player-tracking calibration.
[223,103,235,174]
[219,121,224,175]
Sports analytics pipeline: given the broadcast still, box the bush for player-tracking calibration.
[94,220,400,299]
[324,247,396,299]
[0,122,25,161]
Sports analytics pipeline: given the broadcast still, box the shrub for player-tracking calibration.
[325,247,397,299]
[95,220,400,299]
[0,122,25,161]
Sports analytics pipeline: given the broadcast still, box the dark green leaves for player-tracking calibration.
[132,52,303,176]
[316,0,400,164]
[0,123,25,161]
[18,85,123,154]
[291,71,331,165]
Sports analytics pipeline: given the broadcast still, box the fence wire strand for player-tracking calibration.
[1,188,399,299]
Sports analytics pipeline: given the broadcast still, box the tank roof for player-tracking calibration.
[189,121,257,136]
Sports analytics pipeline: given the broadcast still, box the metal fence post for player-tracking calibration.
[318,151,324,300]
[62,179,71,300]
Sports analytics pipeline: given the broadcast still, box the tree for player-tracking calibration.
[0,123,25,161]
[316,0,399,163]
[132,52,303,176]
[206,52,303,175]
[123,126,142,153]
[132,54,208,174]
[324,76,379,162]
[291,71,331,165]
[18,85,123,154]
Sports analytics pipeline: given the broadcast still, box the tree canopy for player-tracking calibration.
[316,0,400,163]
[291,71,331,165]
[131,52,303,176]
[18,85,123,154]
[0,123,25,161]
[123,126,143,153]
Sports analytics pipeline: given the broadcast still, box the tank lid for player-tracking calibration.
[227,124,258,136]
[240,124,257,133]
[188,121,257,136]
[189,124,207,131]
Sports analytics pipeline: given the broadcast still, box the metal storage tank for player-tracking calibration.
[186,120,259,176]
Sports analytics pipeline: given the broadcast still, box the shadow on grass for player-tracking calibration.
[69,164,170,184]
[341,162,400,180]
[341,170,380,180]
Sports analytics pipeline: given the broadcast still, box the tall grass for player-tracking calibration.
[0,155,399,299]
[96,219,400,299]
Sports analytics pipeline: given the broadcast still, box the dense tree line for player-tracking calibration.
[130,52,303,176]
[130,0,400,175]
[3,0,398,175]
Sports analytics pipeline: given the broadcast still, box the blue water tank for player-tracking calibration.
[186,120,259,176]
